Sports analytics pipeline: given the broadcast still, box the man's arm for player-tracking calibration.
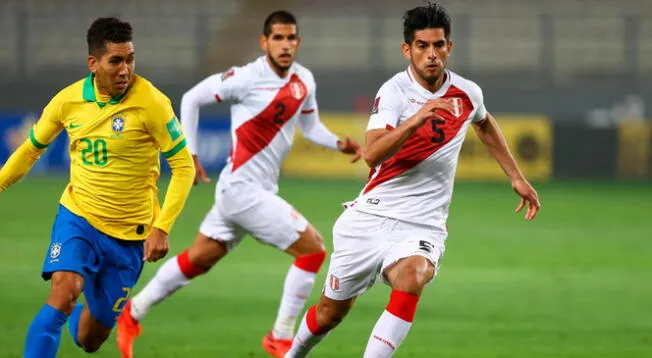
[473,113,541,220]
[144,97,196,262]
[298,111,362,162]
[0,100,64,192]
[181,69,247,184]
[364,99,453,168]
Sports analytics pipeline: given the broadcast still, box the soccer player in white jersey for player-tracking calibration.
[115,10,362,358]
[284,3,541,357]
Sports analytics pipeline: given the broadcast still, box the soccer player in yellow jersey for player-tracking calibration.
[0,18,195,357]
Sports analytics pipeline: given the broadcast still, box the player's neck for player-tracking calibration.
[265,56,290,78]
[410,66,447,94]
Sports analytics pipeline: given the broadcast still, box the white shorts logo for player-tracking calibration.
[50,242,62,261]
[329,274,340,291]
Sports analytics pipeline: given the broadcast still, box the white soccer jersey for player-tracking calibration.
[352,67,487,229]
[180,56,339,193]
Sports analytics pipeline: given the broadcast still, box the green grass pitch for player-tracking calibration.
[0,177,650,357]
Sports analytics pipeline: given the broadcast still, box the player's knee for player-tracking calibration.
[392,260,435,296]
[77,325,111,353]
[80,338,104,353]
[47,274,83,313]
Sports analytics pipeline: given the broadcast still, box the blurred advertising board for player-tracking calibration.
[283,113,552,181]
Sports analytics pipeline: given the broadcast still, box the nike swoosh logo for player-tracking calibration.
[68,123,83,129]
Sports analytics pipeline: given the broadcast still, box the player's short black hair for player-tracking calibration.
[403,2,451,44]
[263,10,298,37]
[86,17,133,57]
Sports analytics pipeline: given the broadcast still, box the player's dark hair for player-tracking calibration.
[403,2,451,44]
[263,10,298,37]
[87,17,133,57]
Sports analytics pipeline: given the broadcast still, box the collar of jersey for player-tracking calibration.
[82,73,128,108]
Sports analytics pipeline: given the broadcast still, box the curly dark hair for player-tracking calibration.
[86,17,133,56]
[403,2,451,44]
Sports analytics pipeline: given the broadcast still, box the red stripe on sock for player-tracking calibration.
[293,251,326,273]
[306,306,328,335]
[386,290,419,322]
[177,250,206,279]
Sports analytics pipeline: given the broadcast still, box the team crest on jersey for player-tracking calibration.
[290,82,304,100]
[450,97,463,118]
[49,242,62,260]
[112,116,125,133]
[371,97,381,114]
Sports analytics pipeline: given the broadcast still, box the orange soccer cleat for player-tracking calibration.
[262,330,293,358]
[116,300,142,358]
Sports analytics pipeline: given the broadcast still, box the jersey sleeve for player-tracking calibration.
[470,83,488,122]
[209,67,250,103]
[30,95,65,148]
[299,89,340,150]
[367,82,403,131]
[145,97,188,158]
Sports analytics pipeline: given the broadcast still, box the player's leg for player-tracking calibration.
[285,209,388,357]
[270,223,326,340]
[117,202,240,357]
[24,271,84,358]
[69,237,144,354]
[285,294,355,358]
[24,205,101,358]
[362,233,445,357]
[227,185,327,355]
[127,232,228,321]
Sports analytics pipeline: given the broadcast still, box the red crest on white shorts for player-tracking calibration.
[329,275,340,291]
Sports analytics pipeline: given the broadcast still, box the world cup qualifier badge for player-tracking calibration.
[371,97,381,114]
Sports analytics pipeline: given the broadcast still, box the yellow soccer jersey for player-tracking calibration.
[29,74,190,240]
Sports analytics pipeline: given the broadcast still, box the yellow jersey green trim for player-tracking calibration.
[162,139,187,158]
[82,73,129,107]
[29,128,48,149]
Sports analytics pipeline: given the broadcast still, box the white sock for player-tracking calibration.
[285,307,327,358]
[273,264,317,339]
[130,255,191,321]
[363,310,412,358]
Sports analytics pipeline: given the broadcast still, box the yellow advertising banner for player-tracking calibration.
[617,122,652,179]
[456,115,552,181]
[282,113,370,179]
[282,113,552,181]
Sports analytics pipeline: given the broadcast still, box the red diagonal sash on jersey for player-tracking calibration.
[363,85,473,194]
[231,74,307,171]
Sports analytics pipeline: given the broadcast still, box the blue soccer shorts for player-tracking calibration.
[41,204,144,328]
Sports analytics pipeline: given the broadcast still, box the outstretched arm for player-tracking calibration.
[0,104,64,191]
[0,139,46,192]
[473,113,541,220]
[299,112,362,163]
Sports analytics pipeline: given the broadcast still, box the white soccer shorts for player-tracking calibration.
[199,181,308,251]
[324,208,446,301]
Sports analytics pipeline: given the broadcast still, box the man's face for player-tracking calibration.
[88,41,135,97]
[403,28,453,84]
[261,23,300,72]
